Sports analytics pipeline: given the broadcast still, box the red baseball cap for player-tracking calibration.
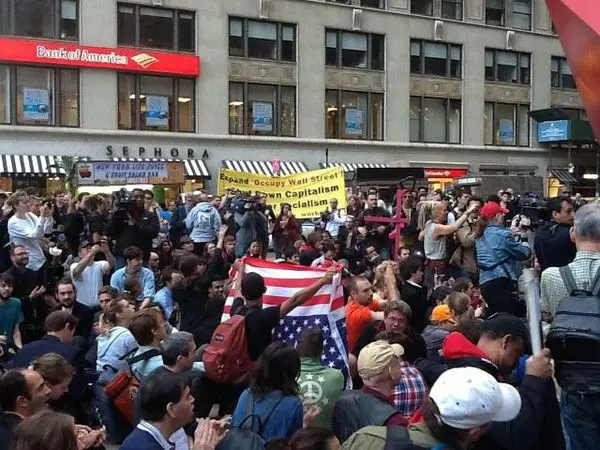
[479,202,509,220]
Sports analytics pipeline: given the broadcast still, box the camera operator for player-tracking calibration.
[105,188,159,268]
[320,198,346,238]
[534,197,576,271]
[233,193,258,258]
[357,193,392,260]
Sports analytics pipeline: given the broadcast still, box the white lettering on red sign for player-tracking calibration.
[36,45,128,65]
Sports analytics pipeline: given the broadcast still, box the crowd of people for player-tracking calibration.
[0,183,593,450]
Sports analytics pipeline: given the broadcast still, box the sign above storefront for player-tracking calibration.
[537,120,569,143]
[77,160,185,185]
[424,168,468,178]
[106,145,208,159]
[0,37,200,76]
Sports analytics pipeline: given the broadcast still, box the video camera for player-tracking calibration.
[228,188,266,214]
[514,193,549,227]
[114,188,134,210]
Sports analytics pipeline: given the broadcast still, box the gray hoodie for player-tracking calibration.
[185,202,221,243]
[422,325,450,361]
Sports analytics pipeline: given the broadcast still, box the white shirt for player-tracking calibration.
[71,261,111,307]
[322,208,347,238]
[8,213,54,271]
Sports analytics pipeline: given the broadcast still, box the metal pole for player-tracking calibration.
[596,144,600,199]
[325,148,329,166]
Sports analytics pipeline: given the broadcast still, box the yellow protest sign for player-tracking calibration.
[217,167,346,219]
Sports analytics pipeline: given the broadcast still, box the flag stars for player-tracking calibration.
[314,318,321,325]
[329,347,336,354]
[288,334,294,340]
[323,326,329,333]
[305,374,313,380]
[292,320,297,326]
[284,326,289,332]
[318,376,325,383]
[296,327,302,334]
[328,362,335,368]
[303,320,309,326]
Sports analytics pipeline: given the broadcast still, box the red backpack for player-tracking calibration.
[202,315,254,384]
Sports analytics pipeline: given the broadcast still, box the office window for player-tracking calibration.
[326,30,385,70]
[410,40,462,78]
[561,108,587,121]
[228,82,296,136]
[410,96,461,143]
[118,74,195,132]
[411,0,433,15]
[486,0,505,26]
[325,90,384,140]
[442,0,463,20]
[228,18,296,62]
[361,0,384,8]
[4,0,78,40]
[512,0,531,30]
[484,102,529,146]
[8,66,79,127]
[117,3,195,52]
[0,66,9,124]
[485,49,530,84]
[551,57,576,89]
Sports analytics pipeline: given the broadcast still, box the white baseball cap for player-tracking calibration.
[429,367,522,430]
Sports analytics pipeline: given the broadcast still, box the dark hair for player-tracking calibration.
[241,273,266,302]
[9,245,26,257]
[161,267,178,284]
[224,235,235,245]
[179,254,201,278]
[149,302,167,320]
[123,246,144,261]
[0,369,29,411]
[306,231,322,248]
[99,285,119,299]
[399,256,423,281]
[129,309,161,346]
[321,242,335,254]
[486,194,501,204]
[251,342,300,397]
[289,427,336,450]
[430,286,452,305]
[0,272,14,286]
[481,313,529,345]
[456,319,484,344]
[422,398,467,444]
[44,311,78,333]
[139,372,188,422]
[123,276,141,300]
[143,190,154,199]
[297,328,324,358]
[548,196,573,214]
[55,277,74,292]
[474,215,490,239]
[11,411,78,450]
[86,195,103,212]
[468,196,483,207]
[31,353,73,385]
[160,331,195,366]
[452,277,473,294]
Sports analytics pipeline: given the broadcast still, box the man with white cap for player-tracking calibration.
[332,340,408,443]
[408,367,521,449]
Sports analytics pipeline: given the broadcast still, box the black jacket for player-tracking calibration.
[64,209,88,254]
[357,207,391,250]
[0,412,21,450]
[6,265,47,344]
[69,301,94,342]
[534,222,576,271]
[10,335,79,369]
[105,209,159,258]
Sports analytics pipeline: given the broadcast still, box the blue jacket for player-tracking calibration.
[169,204,189,244]
[475,224,530,285]
[185,202,221,243]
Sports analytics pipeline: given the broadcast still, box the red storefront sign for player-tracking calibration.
[0,37,200,76]
[424,168,468,178]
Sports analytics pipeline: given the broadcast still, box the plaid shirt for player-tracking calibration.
[540,250,600,316]
[392,361,428,419]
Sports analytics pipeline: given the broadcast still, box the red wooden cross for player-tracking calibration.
[363,187,412,261]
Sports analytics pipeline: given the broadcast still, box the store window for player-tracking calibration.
[442,0,463,20]
[118,73,195,132]
[484,102,529,146]
[485,49,530,84]
[325,30,385,70]
[0,66,9,124]
[411,0,433,15]
[410,97,461,143]
[229,18,296,62]
[551,57,576,89]
[485,0,505,26]
[1,0,78,40]
[410,40,462,78]
[512,0,531,30]
[228,82,296,137]
[360,0,384,8]
[117,3,195,52]
[325,90,384,140]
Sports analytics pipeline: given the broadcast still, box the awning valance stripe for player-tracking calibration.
[0,155,65,176]
[549,168,577,184]
[320,162,390,173]
[222,160,308,177]
[78,157,209,178]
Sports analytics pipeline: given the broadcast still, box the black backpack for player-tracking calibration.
[216,392,285,450]
[546,266,600,395]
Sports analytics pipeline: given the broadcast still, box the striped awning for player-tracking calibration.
[78,157,210,179]
[320,162,390,173]
[223,160,308,177]
[549,168,577,184]
[0,155,65,176]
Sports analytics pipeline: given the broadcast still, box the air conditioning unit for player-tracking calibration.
[506,30,515,50]
[352,9,363,31]
[260,0,270,19]
[434,20,444,41]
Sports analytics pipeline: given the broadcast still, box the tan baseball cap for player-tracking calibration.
[357,340,404,379]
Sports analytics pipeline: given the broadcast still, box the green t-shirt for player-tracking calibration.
[0,297,24,341]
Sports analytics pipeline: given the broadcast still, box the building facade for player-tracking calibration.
[0,0,584,193]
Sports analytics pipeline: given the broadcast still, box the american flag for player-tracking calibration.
[223,257,351,387]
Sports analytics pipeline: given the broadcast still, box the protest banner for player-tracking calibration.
[217,166,346,219]
[76,160,185,185]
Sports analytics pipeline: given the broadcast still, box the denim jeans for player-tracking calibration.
[561,390,600,450]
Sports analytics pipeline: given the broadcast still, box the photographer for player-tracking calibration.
[320,198,346,238]
[357,193,392,259]
[105,188,159,267]
[233,194,257,258]
[64,195,89,256]
[534,197,576,271]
